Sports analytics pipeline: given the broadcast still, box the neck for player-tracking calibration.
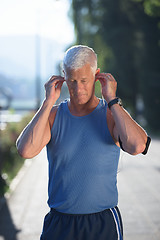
[68,95,99,116]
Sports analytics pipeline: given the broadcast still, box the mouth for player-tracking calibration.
[70,91,88,100]
[77,94,86,96]
[76,94,88,100]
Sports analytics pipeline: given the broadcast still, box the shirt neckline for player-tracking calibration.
[65,98,104,119]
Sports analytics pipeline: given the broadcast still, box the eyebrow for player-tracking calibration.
[69,77,87,81]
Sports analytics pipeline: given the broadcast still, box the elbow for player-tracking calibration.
[16,145,27,159]
[16,139,33,159]
[17,149,25,158]
[130,142,146,156]
[17,148,34,159]
[16,139,23,157]
[120,134,150,156]
[132,135,151,155]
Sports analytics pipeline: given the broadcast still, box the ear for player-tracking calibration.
[95,68,100,82]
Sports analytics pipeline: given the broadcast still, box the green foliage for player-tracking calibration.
[132,0,160,17]
[71,0,160,132]
[0,112,34,196]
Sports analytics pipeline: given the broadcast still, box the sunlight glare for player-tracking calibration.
[0,0,74,44]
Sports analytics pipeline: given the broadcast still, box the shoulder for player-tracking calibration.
[48,100,68,130]
[48,105,59,130]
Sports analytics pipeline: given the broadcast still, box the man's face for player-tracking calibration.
[65,64,98,105]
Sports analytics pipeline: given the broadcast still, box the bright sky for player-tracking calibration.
[0,0,75,44]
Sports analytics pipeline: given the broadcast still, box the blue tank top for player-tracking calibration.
[46,99,120,214]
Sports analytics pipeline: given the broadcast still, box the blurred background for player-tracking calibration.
[0,0,74,196]
[0,0,160,239]
[71,0,160,133]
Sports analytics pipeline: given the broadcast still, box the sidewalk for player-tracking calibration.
[118,138,160,240]
[0,148,49,240]
[0,139,160,240]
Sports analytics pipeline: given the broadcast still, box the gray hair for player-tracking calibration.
[63,45,97,74]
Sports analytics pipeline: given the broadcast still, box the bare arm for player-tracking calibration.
[96,72,148,155]
[16,76,64,159]
[111,105,147,155]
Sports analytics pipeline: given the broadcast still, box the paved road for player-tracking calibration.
[118,138,160,240]
[0,139,160,240]
[0,149,49,240]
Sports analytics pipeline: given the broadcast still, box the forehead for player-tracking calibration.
[66,63,93,77]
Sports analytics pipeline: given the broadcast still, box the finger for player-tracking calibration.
[55,80,64,89]
[97,73,112,79]
[95,73,104,81]
[97,77,106,88]
[97,74,116,84]
[55,81,64,96]
[96,74,107,82]
[49,75,63,80]
[46,77,64,88]
[48,75,64,84]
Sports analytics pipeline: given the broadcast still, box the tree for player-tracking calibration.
[131,0,160,132]
[132,0,160,17]
[71,0,160,132]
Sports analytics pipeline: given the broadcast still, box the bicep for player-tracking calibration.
[28,121,51,157]
[42,106,58,145]
[34,106,58,155]
[113,125,120,147]
[41,120,51,147]
[107,109,120,147]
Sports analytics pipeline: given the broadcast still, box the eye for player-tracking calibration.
[68,79,76,85]
[81,79,87,83]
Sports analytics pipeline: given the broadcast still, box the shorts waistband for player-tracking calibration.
[50,207,118,217]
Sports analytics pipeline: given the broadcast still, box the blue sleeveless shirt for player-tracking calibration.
[46,99,120,214]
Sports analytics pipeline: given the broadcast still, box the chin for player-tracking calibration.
[75,95,89,105]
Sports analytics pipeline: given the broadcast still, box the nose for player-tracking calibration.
[75,82,84,93]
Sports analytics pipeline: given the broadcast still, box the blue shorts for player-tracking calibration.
[40,206,123,240]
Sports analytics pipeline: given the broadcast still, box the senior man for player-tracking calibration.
[17,45,150,240]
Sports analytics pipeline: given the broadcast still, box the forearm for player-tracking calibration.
[110,104,147,155]
[16,99,53,158]
[96,72,149,155]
